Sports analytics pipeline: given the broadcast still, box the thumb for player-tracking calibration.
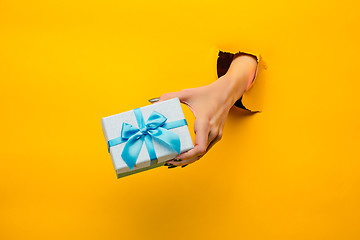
[157,89,189,103]
[148,89,196,121]
[148,92,181,105]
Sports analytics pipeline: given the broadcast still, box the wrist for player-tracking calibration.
[210,54,258,109]
[211,75,247,110]
[222,56,258,105]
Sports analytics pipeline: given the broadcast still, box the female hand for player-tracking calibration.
[151,54,258,167]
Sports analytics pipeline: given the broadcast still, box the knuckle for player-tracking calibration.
[204,118,212,130]
[197,145,207,155]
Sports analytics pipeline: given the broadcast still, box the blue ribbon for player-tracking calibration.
[107,108,187,171]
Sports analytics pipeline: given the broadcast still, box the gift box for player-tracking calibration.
[101,97,194,178]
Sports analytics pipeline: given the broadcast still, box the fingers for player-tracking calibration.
[207,121,224,152]
[169,127,222,167]
[175,118,209,161]
[171,118,224,166]
[206,133,222,152]
[166,126,223,167]
[207,126,218,144]
[166,156,200,166]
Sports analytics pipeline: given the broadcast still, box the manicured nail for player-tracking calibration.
[164,163,171,166]
[148,97,160,103]
[181,164,188,168]
[174,159,182,162]
[168,165,177,169]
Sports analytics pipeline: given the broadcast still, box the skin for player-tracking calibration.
[155,54,258,167]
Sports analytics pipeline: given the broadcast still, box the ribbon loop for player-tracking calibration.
[121,122,139,139]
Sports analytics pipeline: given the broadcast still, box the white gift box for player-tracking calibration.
[101,97,194,178]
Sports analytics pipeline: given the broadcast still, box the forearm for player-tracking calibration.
[212,54,258,108]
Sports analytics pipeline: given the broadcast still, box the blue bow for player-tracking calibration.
[107,108,187,170]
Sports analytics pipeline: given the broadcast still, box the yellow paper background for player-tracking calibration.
[1,1,360,239]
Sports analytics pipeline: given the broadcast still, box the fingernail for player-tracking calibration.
[148,97,160,103]
[164,163,171,166]
[181,164,188,168]
[174,159,182,162]
[168,165,177,169]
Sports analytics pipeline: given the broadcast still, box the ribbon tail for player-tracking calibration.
[149,127,181,154]
[121,133,145,171]
[144,134,158,165]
